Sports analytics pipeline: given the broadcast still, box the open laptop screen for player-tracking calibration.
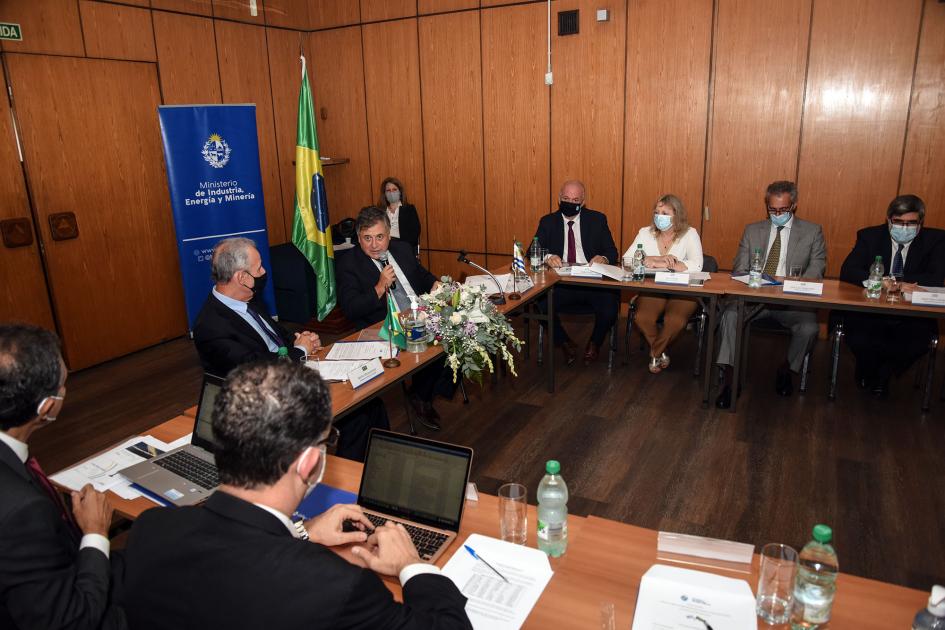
[358,430,473,531]
[192,374,223,452]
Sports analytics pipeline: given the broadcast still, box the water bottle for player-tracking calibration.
[914,585,945,630]
[632,244,646,282]
[536,460,568,557]
[529,237,542,272]
[749,248,763,288]
[867,255,884,299]
[791,524,839,629]
[276,346,291,361]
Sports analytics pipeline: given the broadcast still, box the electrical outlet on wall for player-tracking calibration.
[545,72,553,86]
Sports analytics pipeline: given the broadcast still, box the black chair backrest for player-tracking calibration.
[702,254,719,273]
[333,217,356,244]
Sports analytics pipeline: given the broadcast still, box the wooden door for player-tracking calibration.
[6,54,186,369]
[0,60,55,329]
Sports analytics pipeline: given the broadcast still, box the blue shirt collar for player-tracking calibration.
[213,287,248,313]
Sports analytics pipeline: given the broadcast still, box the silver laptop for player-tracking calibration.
[120,374,222,507]
[356,429,474,563]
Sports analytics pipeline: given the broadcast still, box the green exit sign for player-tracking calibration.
[0,23,22,41]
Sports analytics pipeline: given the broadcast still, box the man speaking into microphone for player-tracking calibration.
[336,206,446,430]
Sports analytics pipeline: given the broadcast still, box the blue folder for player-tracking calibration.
[292,484,357,521]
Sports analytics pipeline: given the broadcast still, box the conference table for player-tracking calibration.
[95,412,928,629]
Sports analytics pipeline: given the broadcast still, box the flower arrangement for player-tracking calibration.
[418,277,522,384]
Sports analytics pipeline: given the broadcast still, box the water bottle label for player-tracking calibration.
[804,601,832,624]
[536,519,567,541]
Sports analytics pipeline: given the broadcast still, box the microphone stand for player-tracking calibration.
[458,250,506,305]
[382,286,401,368]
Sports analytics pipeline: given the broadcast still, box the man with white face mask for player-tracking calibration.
[839,194,945,397]
[116,360,471,630]
[0,324,125,629]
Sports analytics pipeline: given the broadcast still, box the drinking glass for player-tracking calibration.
[788,264,803,280]
[622,256,634,281]
[497,483,527,545]
[885,276,901,303]
[756,543,798,625]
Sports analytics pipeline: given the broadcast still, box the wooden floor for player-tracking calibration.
[34,316,945,592]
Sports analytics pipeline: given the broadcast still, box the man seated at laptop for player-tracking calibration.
[0,324,125,629]
[116,361,472,629]
[194,237,387,461]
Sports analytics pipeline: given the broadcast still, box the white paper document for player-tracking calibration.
[305,359,368,382]
[911,291,945,307]
[631,564,757,630]
[590,262,625,281]
[466,274,534,295]
[441,533,553,630]
[566,265,602,278]
[51,435,170,493]
[731,274,778,286]
[325,341,397,361]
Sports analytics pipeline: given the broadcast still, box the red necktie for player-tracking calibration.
[26,456,82,540]
[566,220,577,264]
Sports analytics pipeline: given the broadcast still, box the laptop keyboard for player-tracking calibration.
[153,451,219,490]
[365,513,449,561]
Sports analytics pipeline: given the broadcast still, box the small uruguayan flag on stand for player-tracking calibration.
[512,242,527,276]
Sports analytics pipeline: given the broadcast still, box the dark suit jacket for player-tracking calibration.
[839,224,945,286]
[391,203,422,251]
[115,491,471,630]
[533,209,618,264]
[0,442,123,630]
[192,291,305,377]
[336,239,437,329]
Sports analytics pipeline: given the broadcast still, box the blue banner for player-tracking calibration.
[158,104,276,328]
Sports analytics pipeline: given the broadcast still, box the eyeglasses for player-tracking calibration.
[767,205,795,216]
[317,426,340,449]
[889,219,920,227]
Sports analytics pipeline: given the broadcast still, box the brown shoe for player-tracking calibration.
[583,341,600,365]
[561,340,578,366]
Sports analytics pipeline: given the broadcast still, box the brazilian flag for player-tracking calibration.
[292,55,336,321]
[378,293,407,350]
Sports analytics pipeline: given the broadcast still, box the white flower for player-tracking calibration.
[449,312,462,325]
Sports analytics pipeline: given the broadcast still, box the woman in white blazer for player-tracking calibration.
[623,195,703,373]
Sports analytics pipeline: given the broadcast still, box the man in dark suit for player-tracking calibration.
[336,206,447,430]
[714,181,827,408]
[193,237,385,460]
[116,360,472,630]
[839,194,945,397]
[533,180,620,365]
[0,324,125,630]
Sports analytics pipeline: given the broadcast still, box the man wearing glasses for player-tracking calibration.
[839,194,945,397]
[715,181,827,408]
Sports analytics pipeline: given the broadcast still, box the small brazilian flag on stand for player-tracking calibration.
[292,55,336,321]
[378,292,407,350]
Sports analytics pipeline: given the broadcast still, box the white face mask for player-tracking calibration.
[297,445,327,500]
[36,395,64,422]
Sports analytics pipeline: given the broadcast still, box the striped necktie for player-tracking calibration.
[246,307,284,350]
[763,227,784,276]
[891,244,904,278]
[26,456,82,543]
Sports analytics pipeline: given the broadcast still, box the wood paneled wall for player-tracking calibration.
[4,0,945,369]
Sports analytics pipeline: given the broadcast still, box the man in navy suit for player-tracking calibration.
[0,324,125,629]
[839,194,945,397]
[533,180,619,365]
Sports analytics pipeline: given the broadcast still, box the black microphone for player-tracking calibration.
[378,251,396,290]
[457,250,505,305]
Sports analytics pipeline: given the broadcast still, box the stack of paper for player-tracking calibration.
[325,341,397,361]
[51,435,171,501]
[441,533,553,629]
[304,359,369,382]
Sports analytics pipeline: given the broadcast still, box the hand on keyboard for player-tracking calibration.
[351,522,421,576]
[304,504,373,547]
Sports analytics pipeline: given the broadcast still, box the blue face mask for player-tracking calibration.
[889,223,918,244]
[653,214,673,232]
[769,212,792,227]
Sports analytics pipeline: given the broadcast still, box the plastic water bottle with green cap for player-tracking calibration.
[913,585,945,629]
[536,460,568,557]
[276,346,290,360]
[791,524,839,629]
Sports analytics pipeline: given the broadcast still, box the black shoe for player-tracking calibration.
[776,366,794,397]
[715,385,732,409]
[870,377,890,399]
[561,340,577,366]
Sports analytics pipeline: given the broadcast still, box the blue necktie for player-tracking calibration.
[891,244,904,278]
[247,307,284,350]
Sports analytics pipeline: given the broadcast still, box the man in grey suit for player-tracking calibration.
[715,181,827,408]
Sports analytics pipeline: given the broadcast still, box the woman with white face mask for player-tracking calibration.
[378,177,422,253]
[623,195,704,374]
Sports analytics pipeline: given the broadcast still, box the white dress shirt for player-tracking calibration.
[625,226,704,272]
[561,212,587,264]
[0,430,110,557]
[764,215,794,277]
[212,288,305,355]
[250,499,440,586]
[387,203,402,239]
[372,254,419,302]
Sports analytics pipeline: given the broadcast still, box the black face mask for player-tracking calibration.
[242,270,267,297]
[559,201,582,217]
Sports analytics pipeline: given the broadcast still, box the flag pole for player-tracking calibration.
[383,288,401,368]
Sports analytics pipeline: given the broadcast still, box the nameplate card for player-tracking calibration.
[347,357,384,389]
[911,292,945,307]
[654,272,690,286]
[782,280,824,296]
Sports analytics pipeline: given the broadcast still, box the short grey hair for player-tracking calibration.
[559,180,586,199]
[355,206,390,235]
[765,181,798,205]
[211,237,256,283]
